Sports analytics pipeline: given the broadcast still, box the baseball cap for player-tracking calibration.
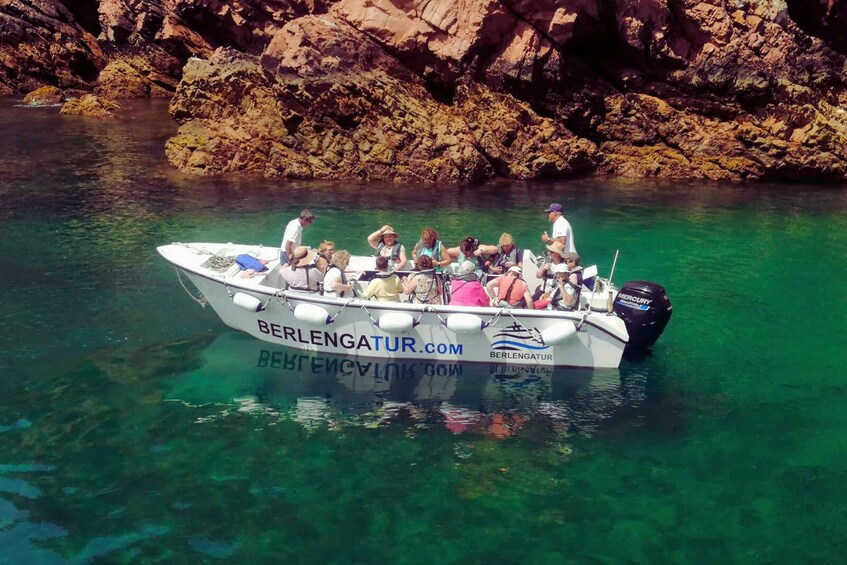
[545,203,563,213]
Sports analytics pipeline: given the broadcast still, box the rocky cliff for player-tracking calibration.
[4,0,847,182]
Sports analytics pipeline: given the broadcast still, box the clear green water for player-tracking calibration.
[2,98,847,563]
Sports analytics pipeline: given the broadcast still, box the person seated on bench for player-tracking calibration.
[363,255,403,302]
[280,246,326,293]
[485,266,534,309]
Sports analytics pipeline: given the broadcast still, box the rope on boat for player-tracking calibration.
[175,267,207,308]
[502,308,545,344]
[328,298,356,320]
[359,302,379,325]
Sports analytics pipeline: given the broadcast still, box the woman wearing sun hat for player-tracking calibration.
[367,225,408,271]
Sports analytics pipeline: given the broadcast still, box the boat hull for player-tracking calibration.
[159,243,629,369]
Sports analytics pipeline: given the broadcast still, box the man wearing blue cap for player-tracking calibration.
[541,203,576,254]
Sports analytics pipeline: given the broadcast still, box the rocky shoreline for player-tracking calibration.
[4,0,847,182]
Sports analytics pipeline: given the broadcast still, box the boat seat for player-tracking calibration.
[582,265,598,291]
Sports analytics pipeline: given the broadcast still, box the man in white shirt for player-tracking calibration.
[280,209,315,265]
[540,203,576,254]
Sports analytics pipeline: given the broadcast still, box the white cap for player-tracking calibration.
[552,263,569,274]
[507,266,522,275]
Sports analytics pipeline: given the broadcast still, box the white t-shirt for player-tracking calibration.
[552,215,576,254]
[280,218,302,252]
[322,267,348,298]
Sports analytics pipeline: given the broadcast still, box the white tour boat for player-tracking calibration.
[157,242,671,369]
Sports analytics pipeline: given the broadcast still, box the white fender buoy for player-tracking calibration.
[233,292,264,312]
[377,312,416,334]
[293,303,333,326]
[541,322,577,346]
[445,313,485,334]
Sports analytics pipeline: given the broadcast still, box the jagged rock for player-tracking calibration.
[5,0,847,182]
[23,86,65,105]
[0,0,104,93]
[60,94,121,117]
[95,51,181,98]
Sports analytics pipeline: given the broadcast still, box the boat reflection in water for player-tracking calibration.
[167,333,649,438]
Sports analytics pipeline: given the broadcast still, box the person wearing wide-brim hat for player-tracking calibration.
[536,240,566,280]
[540,202,577,255]
[367,224,408,271]
[280,246,324,293]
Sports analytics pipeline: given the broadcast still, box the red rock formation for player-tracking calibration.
[4,0,847,182]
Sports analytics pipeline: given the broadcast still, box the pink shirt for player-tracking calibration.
[449,280,489,307]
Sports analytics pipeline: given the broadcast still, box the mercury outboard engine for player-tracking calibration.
[612,281,672,351]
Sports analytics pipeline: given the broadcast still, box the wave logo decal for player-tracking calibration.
[491,323,550,352]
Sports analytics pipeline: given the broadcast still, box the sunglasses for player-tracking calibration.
[564,259,576,263]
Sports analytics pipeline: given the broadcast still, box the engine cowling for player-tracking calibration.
[612,281,672,350]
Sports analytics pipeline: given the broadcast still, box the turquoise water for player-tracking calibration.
[2,98,847,562]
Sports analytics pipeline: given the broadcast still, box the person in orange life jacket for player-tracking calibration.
[401,255,441,304]
[446,236,498,273]
[487,233,522,275]
[412,227,450,272]
[280,246,326,293]
[323,250,354,298]
[367,225,408,271]
[280,209,315,265]
[485,266,534,309]
[363,255,403,302]
[540,203,576,254]
[448,261,489,307]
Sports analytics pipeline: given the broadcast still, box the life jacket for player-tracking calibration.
[414,240,444,272]
[375,240,403,262]
[492,245,521,270]
[322,264,349,297]
[288,259,322,292]
[550,267,583,311]
[497,275,528,308]
[411,270,439,304]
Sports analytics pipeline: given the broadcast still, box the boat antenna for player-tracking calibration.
[608,249,620,288]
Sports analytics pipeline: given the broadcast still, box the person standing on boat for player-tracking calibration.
[411,227,450,272]
[363,255,403,302]
[367,225,408,271]
[541,203,576,254]
[485,266,534,309]
[280,209,315,265]
[448,261,489,307]
[280,246,325,293]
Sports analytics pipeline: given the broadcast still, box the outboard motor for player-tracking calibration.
[613,281,672,350]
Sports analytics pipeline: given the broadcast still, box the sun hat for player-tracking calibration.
[561,251,580,263]
[545,203,563,213]
[546,241,566,257]
[291,246,316,268]
[382,226,398,236]
[507,266,522,275]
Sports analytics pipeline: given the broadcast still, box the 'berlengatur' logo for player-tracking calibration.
[491,323,550,352]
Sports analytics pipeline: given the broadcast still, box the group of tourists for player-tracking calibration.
[275,202,585,311]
